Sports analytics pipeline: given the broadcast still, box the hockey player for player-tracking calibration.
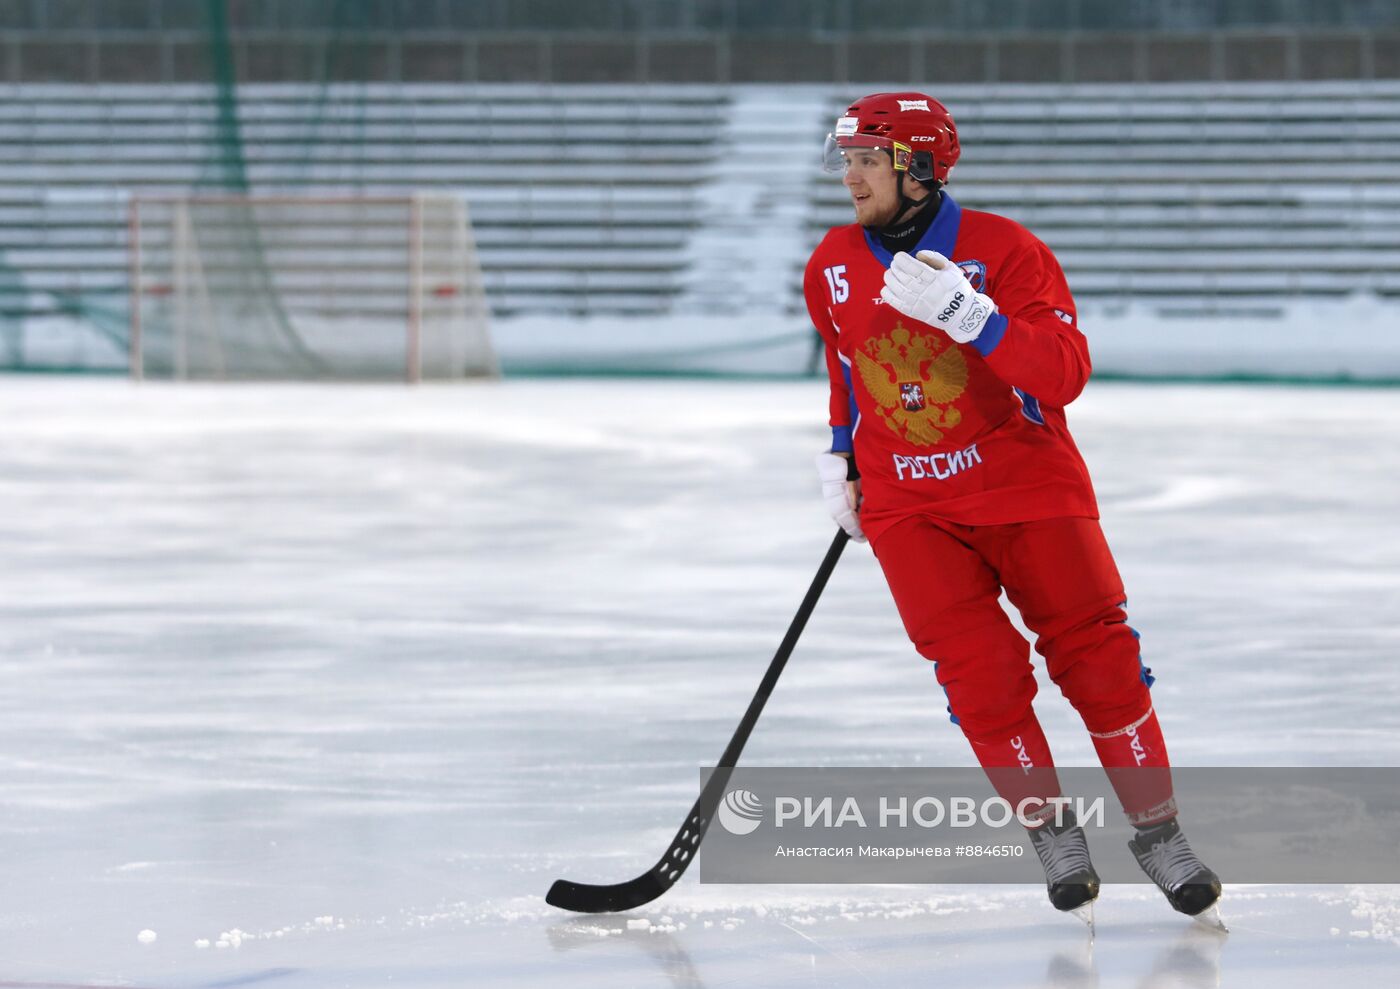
[805,92,1222,923]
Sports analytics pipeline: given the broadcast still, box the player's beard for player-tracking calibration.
[855,180,931,229]
[854,191,900,227]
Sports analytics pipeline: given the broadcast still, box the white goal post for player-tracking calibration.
[128,194,498,382]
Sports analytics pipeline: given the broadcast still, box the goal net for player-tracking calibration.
[128,194,497,381]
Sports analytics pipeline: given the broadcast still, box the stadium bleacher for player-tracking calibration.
[2,79,1400,369]
[809,82,1400,312]
[0,83,723,328]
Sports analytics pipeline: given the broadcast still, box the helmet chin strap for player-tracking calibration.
[872,178,940,233]
[862,150,941,231]
[894,185,936,227]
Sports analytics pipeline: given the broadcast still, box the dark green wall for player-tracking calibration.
[2,0,1398,82]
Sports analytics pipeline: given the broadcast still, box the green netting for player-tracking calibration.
[0,253,23,367]
[170,0,327,376]
[138,0,399,379]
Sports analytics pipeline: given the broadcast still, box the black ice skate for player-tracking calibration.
[1028,810,1100,928]
[1129,817,1225,929]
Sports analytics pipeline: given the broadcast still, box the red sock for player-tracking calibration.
[966,711,1065,827]
[1090,707,1177,826]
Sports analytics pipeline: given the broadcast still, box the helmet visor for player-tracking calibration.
[823,134,896,176]
[821,133,845,173]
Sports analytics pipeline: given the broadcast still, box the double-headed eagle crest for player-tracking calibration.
[854,323,968,446]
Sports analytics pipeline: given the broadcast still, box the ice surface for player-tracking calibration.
[0,376,1397,987]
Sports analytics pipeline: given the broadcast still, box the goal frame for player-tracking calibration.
[127,193,490,383]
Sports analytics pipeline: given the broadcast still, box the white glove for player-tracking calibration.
[880,250,997,345]
[815,452,865,543]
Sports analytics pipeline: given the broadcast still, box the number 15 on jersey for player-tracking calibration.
[823,265,849,304]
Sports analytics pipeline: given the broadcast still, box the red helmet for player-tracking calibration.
[822,92,960,185]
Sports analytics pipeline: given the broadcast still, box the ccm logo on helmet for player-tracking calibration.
[937,291,966,322]
[898,99,931,112]
[911,136,941,142]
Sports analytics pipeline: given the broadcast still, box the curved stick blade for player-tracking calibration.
[548,802,712,913]
[546,873,668,914]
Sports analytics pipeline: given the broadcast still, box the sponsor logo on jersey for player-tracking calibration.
[1011,735,1035,774]
[892,443,984,482]
[835,115,859,137]
[1127,726,1148,766]
[1054,308,1074,324]
[853,323,967,446]
[898,99,931,112]
[956,259,987,292]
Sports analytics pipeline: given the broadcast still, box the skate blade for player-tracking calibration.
[1069,901,1095,936]
[1191,904,1229,933]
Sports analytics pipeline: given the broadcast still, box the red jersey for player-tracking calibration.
[804,194,1099,544]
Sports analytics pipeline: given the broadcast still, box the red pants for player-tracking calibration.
[873,514,1152,741]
